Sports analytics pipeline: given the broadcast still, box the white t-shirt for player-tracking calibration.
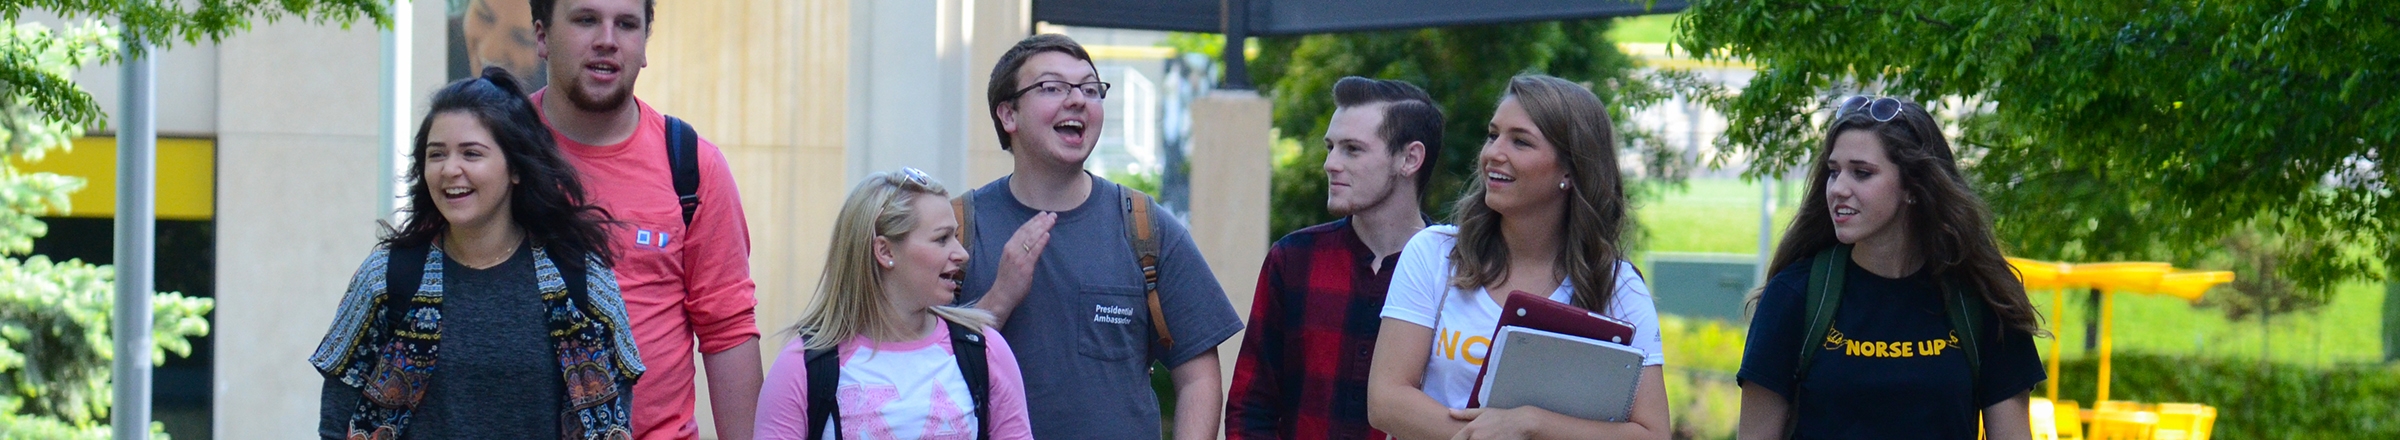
[1378,225,1666,409]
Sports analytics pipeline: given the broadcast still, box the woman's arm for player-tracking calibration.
[1444,365,1671,440]
[1980,391,2033,440]
[1367,318,1468,440]
[1735,382,1791,440]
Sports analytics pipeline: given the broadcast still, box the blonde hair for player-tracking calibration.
[789,169,995,350]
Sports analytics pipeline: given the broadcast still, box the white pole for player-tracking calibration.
[381,0,413,222]
[1757,175,1775,286]
[111,34,155,440]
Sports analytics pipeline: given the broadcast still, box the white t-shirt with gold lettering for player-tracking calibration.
[1378,225,1665,409]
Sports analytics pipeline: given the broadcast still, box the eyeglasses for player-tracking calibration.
[1007,80,1111,101]
[1836,96,1904,122]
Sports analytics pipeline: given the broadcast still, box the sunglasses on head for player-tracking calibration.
[899,167,935,188]
[1837,96,1905,122]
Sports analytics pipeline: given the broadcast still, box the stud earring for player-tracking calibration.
[1559,181,1570,190]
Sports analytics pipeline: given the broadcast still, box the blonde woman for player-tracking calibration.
[755,168,1033,440]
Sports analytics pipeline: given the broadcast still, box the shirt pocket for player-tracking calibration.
[1077,284,1148,361]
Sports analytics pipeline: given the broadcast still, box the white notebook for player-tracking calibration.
[1475,325,1646,423]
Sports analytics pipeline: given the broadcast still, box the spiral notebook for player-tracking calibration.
[1473,326,1646,423]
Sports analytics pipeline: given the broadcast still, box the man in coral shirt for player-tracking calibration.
[530,0,762,438]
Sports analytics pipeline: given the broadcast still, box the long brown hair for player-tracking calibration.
[1446,75,1633,313]
[1762,98,2043,335]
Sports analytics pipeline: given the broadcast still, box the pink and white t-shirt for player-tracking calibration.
[755,322,1033,440]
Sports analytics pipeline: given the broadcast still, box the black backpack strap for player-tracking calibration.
[384,244,431,328]
[1785,244,1850,437]
[1119,184,1174,351]
[804,344,842,438]
[947,321,993,440]
[664,115,702,226]
[555,249,590,306]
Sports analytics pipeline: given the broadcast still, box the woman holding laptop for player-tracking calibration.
[1366,74,1672,440]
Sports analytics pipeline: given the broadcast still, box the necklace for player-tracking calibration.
[446,234,522,269]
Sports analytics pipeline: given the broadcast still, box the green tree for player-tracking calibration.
[1243,18,1690,240]
[1674,0,2398,358]
[0,1,390,437]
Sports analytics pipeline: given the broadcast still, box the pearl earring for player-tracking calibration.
[1559,181,1569,190]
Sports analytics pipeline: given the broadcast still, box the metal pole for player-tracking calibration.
[1218,0,1251,90]
[112,34,156,440]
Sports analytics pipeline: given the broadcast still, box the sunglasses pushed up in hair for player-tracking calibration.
[1836,96,1905,122]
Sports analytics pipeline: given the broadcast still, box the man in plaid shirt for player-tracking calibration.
[1226,77,1443,440]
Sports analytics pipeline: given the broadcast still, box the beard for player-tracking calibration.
[1326,177,1400,217]
[560,72,634,113]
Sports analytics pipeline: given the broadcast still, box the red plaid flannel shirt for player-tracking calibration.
[1226,218,1404,440]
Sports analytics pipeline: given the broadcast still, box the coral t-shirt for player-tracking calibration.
[533,90,761,439]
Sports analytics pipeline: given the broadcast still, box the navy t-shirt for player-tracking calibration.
[1737,255,2045,439]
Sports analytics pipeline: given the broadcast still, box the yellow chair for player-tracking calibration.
[2053,400,2086,440]
[2088,407,2158,440]
[2154,403,2217,440]
[2152,406,2193,439]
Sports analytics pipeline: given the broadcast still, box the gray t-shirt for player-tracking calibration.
[956,173,1245,439]
[319,242,563,439]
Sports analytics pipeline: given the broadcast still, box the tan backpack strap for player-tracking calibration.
[1120,184,1173,349]
[953,189,976,251]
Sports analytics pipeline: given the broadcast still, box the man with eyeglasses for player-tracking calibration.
[953,33,1244,440]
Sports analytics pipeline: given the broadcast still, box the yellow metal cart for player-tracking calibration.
[2008,258,2233,440]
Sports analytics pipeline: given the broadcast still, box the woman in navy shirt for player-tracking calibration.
[1736,96,2047,440]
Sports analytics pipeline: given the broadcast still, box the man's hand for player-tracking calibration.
[974,212,1055,324]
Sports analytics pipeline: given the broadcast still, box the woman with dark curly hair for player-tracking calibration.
[1735,96,2046,440]
[310,66,644,439]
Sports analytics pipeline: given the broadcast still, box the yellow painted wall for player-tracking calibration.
[9,136,215,220]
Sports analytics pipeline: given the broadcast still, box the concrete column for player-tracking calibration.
[1186,90,1272,398]
[962,0,1029,185]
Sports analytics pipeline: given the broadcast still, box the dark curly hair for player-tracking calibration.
[385,66,615,267]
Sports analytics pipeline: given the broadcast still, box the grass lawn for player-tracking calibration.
[1639,178,2390,365]
[1608,14,1679,44]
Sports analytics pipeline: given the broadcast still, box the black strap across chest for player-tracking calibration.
[804,320,992,439]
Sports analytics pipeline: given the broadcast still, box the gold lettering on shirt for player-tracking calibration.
[1824,328,1963,359]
